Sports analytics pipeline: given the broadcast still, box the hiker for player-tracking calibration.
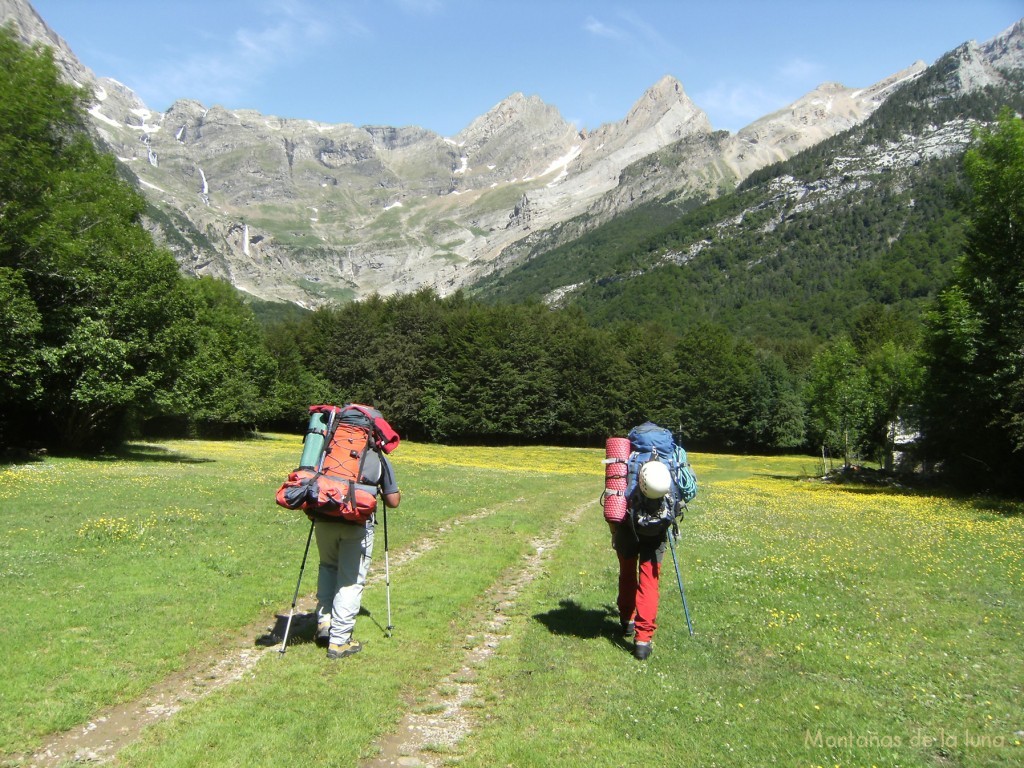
[275,403,403,659]
[314,440,401,659]
[612,460,672,659]
[607,421,697,661]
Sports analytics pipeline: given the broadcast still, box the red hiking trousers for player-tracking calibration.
[617,554,660,643]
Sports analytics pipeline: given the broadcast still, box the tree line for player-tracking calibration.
[2,30,1021,495]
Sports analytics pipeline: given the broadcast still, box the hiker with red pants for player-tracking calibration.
[613,459,674,660]
[603,421,697,660]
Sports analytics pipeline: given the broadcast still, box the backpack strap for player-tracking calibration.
[625,452,641,498]
[347,427,373,515]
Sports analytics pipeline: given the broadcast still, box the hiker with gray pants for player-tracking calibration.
[315,448,401,659]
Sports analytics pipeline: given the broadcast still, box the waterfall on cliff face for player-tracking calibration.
[243,223,250,256]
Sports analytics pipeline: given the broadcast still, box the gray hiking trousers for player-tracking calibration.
[315,519,374,645]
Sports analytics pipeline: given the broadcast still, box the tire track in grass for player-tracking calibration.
[360,499,592,768]
[24,505,508,768]
[26,640,265,768]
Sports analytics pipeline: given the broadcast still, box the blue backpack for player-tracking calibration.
[625,422,698,536]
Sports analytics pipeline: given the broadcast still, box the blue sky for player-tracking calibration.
[29,0,1024,136]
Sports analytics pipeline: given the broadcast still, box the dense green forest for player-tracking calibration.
[1,29,1022,494]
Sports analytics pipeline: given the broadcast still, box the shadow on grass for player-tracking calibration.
[974,497,1024,517]
[255,611,317,647]
[754,470,1024,515]
[534,599,621,641]
[753,471,936,498]
[358,606,396,638]
[101,443,214,464]
[255,607,394,648]
[2,444,214,466]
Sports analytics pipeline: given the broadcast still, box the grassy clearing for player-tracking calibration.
[0,436,598,763]
[1,442,1021,767]
[462,454,1024,767]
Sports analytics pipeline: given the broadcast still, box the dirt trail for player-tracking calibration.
[26,639,267,767]
[360,500,591,767]
[22,504,509,767]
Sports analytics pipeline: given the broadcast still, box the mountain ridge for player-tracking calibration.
[470,21,1024,343]
[3,0,1020,309]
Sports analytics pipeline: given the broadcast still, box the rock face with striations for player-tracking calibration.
[3,0,1021,307]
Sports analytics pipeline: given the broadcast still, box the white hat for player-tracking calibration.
[638,461,671,499]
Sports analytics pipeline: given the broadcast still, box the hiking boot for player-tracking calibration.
[633,641,652,661]
[315,617,331,648]
[621,619,635,638]
[327,640,362,660]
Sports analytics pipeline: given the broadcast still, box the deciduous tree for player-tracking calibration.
[920,109,1024,492]
[0,29,195,449]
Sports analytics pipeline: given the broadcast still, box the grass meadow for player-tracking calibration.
[0,437,1021,767]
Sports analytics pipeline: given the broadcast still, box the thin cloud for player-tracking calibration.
[614,7,677,58]
[778,56,822,83]
[694,55,829,132]
[585,9,681,64]
[584,16,624,40]
[132,0,338,110]
[694,80,791,132]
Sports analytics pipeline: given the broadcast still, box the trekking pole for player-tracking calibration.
[667,524,694,637]
[383,505,394,637]
[280,518,315,655]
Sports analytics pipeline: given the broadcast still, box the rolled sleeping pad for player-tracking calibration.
[603,494,627,522]
[605,437,630,483]
[606,436,630,460]
[605,453,627,478]
[298,406,338,468]
[603,437,631,522]
[603,483,627,522]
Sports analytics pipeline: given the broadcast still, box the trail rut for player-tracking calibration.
[360,500,591,767]
[23,499,568,767]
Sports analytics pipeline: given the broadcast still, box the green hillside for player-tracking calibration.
[471,49,1024,344]
[574,157,966,341]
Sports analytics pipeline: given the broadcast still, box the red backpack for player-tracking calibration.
[275,404,399,523]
